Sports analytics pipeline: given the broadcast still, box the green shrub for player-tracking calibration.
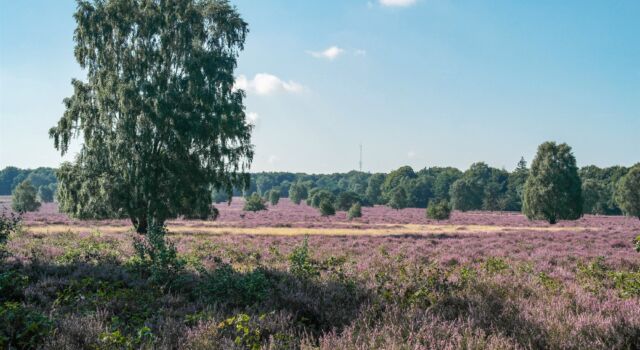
[201,265,271,306]
[483,257,509,274]
[0,302,52,349]
[289,237,319,279]
[243,193,267,212]
[335,191,361,211]
[634,235,640,253]
[319,200,335,217]
[56,234,119,265]
[347,202,362,220]
[0,212,21,259]
[132,224,184,285]
[611,270,640,298]
[0,271,28,303]
[267,189,280,206]
[37,184,55,203]
[11,180,41,213]
[426,200,451,220]
[218,313,263,350]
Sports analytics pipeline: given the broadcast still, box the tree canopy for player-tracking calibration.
[615,165,640,220]
[49,0,253,233]
[523,142,583,224]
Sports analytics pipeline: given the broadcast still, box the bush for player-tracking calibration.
[307,189,335,208]
[132,224,184,285]
[615,165,640,220]
[347,203,362,220]
[243,193,267,212]
[426,200,451,220]
[11,180,40,213]
[289,237,319,279]
[635,235,640,253]
[0,212,21,258]
[0,302,52,349]
[319,200,336,217]
[201,265,272,306]
[335,191,361,211]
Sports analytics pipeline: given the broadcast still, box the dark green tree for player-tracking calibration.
[582,179,609,215]
[12,181,41,213]
[243,193,267,212]
[37,185,55,203]
[523,142,583,224]
[267,189,280,206]
[449,178,481,211]
[347,202,362,220]
[388,187,408,210]
[335,191,361,211]
[49,0,253,233]
[319,199,336,216]
[381,166,415,203]
[365,173,385,205]
[426,200,451,220]
[289,183,308,205]
[615,165,640,220]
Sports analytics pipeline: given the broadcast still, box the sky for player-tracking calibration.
[1,0,638,174]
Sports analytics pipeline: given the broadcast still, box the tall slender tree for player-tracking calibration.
[50,0,253,233]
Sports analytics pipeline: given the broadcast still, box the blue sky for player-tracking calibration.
[1,0,638,173]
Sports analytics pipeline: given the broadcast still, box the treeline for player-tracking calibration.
[222,158,634,215]
[1,160,634,215]
[0,167,57,202]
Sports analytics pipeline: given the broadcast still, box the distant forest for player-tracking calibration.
[2,160,634,215]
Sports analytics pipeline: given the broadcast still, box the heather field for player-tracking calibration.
[1,197,640,349]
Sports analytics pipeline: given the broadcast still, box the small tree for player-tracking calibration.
[319,200,335,217]
[37,185,55,203]
[12,181,41,213]
[267,189,280,206]
[335,191,361,211]
[523,142,582,224]
[243,193,267,212]
[347,202,362,220]
[388,187,407,210]
[615,165,640,220]
[426,200,451,220]
[449,178,480,212]
[289,183,308,205]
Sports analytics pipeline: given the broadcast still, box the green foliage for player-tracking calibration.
[449,178,481,211]
[288,183,308,205]
[0,212,21,259]
[347,202,362,220]
[335,191,361,211]
[307,189,336,208]
[523,142,583,224]
[0,271,28,303]
[55,233,119,265]
[615,165,640,219]
[267,189,280,206]
[201,265,271,306]
[49,0,253,233]
[611,271,640,298]
[212,189,231,204]
[97,326,154,350]
[365,173,385,205]
[426,200,451,220]
[483,257,510,274]
[243,193,267,212]
[37,184,55,203]
[132,225,184,285]
[582,179,611,215]
[635,235,640,253]
[11,180,40,213]
[319,199,336,216]
[388,187,408,210]
[218,313,263,350]
[0,302,52,349]
[288,237,319,279]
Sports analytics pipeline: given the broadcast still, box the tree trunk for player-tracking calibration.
[132,216,148,234]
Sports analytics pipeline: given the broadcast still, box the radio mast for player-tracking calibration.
[359,143,363,172]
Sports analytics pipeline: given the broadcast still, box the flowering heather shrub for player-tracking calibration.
[1,201,639,348]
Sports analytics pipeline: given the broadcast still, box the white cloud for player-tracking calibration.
[246,112,259,124]
[379,0,417,7]
[268,155,279,164]
[234,73,304,95]
[308,46,345,60]
[407,151,416,159]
